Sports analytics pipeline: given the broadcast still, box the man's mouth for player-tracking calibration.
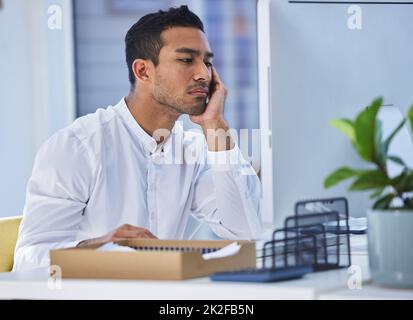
[188,87,209,97]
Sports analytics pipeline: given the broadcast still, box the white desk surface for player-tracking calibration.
[0,236,411,300]
[0,264,363,300]
[319,284,413,300]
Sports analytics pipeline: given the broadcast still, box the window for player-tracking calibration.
[73,0,259,132]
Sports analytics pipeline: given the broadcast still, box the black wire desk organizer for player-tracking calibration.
[261,210,351,272]
[210,197,352,282]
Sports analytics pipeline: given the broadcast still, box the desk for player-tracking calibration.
[0,262,366,300]
[320,284,413,300]
[0,236,411,300]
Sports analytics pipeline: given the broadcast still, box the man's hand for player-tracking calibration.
[190,66,227,126]
[76,224,157,247]
[190,66,235,152]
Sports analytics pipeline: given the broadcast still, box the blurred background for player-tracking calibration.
[0,0,260,219]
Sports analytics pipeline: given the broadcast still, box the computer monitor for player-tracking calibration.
[258,0,413,227]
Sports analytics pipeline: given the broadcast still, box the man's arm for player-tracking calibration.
[13,130,157,271]
[189,66,262,239]
[12,131,94,271]
[190,145,262,240]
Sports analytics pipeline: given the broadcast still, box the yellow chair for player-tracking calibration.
[0,216,22,272]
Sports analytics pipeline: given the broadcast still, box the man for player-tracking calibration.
[13,6,261,271]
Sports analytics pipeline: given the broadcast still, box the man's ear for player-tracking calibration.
[131,59,151,83]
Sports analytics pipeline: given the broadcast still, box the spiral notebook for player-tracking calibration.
[96,241,242,260]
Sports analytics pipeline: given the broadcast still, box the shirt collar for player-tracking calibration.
[115,97,179,155]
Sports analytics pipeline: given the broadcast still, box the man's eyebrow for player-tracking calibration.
[175,47,214,58]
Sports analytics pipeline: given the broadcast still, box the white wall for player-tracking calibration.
[0,0,75,217]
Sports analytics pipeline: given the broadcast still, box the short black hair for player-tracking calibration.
[125,5,204,87]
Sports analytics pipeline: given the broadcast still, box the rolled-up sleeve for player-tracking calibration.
[190,145,262,240]
[12,131,96,271]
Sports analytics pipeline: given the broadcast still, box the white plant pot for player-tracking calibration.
[367,209,413,288]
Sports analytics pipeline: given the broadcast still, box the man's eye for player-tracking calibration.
[179,58,193,63]
[205,62,213,68]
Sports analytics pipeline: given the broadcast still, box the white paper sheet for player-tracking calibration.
[202,242,241,260]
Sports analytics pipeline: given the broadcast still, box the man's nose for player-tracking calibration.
[193,62,211,82]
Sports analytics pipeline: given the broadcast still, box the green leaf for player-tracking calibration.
[387,155,407,168]
[330,119,356,143]
[374,119,386,167]
[324,167,360,189]
[408,105,413,135]
[348,169,389,191]
[391,170,413,193]
[354,97,383,162]
[369,187,385,199]
[383,119,406,155]
[372,194,395,210]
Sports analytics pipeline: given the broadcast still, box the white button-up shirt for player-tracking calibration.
[13,98,262,271]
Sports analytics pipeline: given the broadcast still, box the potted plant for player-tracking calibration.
[324,97,413,288]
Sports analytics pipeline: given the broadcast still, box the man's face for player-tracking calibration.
[151,27,213,116]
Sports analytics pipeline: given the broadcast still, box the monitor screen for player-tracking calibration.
[258,0,413,227]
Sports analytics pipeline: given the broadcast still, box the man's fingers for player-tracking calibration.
[81,225,157,246]
[114,228,157,239]
[211,66,227,97]
[119,224,155,234]
[120,223,137,230]
[144,230,158,239]
[120,224,150,232]
[211,66,222,85]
